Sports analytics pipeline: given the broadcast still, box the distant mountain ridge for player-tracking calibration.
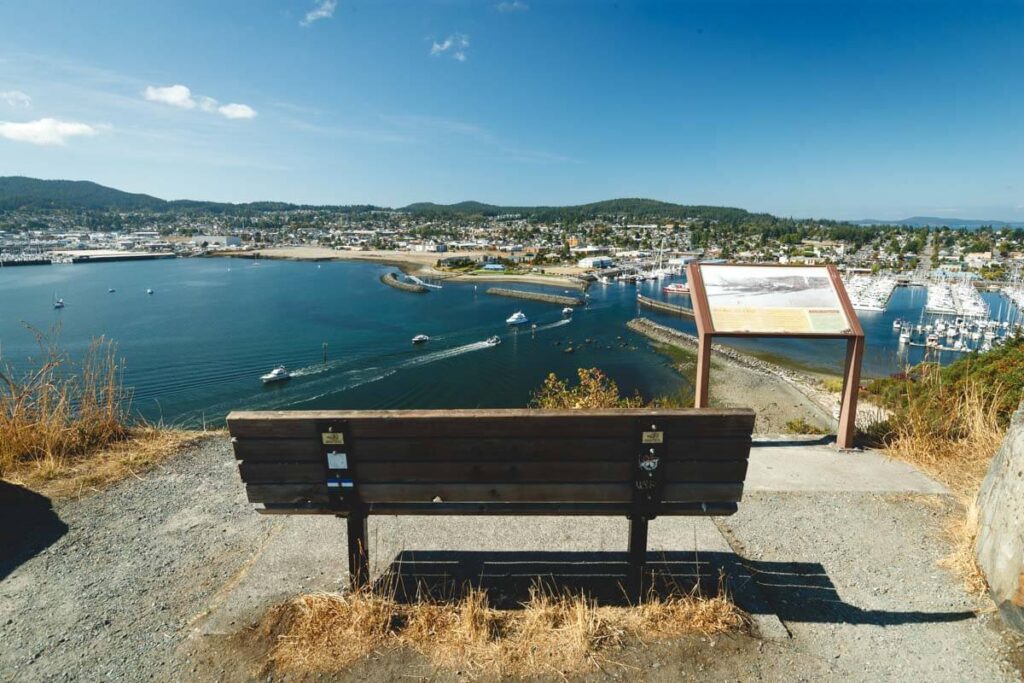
[0,177,167,211]
[399,198,763,222]
[857,216,1024,229]
[5,176,1020,227]
[0,178,760,221]
[0,177,381,214]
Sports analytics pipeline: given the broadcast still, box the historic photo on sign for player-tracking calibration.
[699,265,852,334]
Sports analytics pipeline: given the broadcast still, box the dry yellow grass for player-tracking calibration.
[880,380,1005,593]
[1,326,211,497]
[261,582,748,679]
[11,426,211,499]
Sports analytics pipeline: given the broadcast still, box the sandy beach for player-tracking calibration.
[213,246,586,289]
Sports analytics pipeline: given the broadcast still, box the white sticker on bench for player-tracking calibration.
[327,452,348,469]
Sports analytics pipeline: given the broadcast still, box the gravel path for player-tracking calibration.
[718,491,1022,681]
[0,438,275,682]
[1,439,1021,681]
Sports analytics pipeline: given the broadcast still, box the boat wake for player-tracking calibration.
[165,315,576,426]
[528,318,572,333]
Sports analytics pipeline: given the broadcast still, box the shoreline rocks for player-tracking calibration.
[381,272,428,293]
[485,287,584,306]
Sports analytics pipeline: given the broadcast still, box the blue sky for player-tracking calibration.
[0,1,1022,220]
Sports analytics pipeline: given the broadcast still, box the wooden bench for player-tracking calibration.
[227,408,755,593]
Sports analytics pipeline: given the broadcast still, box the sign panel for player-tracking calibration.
[698,265,852,334]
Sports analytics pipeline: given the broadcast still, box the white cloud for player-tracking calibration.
[218,103,257,120]
[0,117,97,146]
[144,84,196,109]
[431,33,469,61]
[197,95,219,113]
[496,1,528,12]
[0,90,32,108]
[301,0,336,26]
[144,84,256,120]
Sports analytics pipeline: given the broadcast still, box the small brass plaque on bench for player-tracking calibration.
[322,432,345,445]
[642,431,664,444]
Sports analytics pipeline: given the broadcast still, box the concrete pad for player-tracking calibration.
[747,438,948,494]
[194,516,347,635]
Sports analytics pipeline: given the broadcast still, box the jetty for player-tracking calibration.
[381,272,428,293]
[485,287,584,306]
[636,293,694,318]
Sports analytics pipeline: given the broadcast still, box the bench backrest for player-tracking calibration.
[227,409,755,516]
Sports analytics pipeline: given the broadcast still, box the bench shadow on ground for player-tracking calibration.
[376,550,975,627]
[0,480,68,581]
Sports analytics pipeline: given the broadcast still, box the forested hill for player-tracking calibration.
[0,177,167,211]
[1,177,864,232]
[0,177,382,214]
[400,198,764,223]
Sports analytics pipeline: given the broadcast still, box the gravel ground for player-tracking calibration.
[0,438,275,682]
[2,438,1021,682]
[718,491,1023,681]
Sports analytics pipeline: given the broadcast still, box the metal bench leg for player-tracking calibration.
[347,511,369,591]
[628,515,648,601]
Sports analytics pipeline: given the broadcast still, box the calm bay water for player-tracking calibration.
[0,257,1013,425]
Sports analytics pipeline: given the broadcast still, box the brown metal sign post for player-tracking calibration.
[686,263,865,449]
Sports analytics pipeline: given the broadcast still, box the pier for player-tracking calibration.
[636,293,694,318]
[485,287,584,306]
[381,272,428,293]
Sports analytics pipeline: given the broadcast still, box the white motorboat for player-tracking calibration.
[412,334,430,344]
[899,328,911,344]
[506,311,529,325]
[146,288,154,295]
[108,288,116,293]
[892,319,901,330]
[53,298,65,309]
[663,283,690,294]
[562,307,574,315]
[485,335,501,346]
[261,366,291,384]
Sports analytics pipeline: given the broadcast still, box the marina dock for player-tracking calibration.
[485,287,584,306]
[636,293,694,318]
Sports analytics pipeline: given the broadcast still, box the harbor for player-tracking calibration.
[1,257,1022,426]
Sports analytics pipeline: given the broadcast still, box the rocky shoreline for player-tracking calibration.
[485,287,584,306]
[627,317,887,431]
[380,272,428,293]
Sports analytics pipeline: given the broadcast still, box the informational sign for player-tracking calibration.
[699,265,853,335]
[687,262,864,448]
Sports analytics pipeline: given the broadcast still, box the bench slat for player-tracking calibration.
[231,437,751,463]
[227,409,755,440]
[252,502,739,516]
[245,482,742,505]
[237,459,748,484]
